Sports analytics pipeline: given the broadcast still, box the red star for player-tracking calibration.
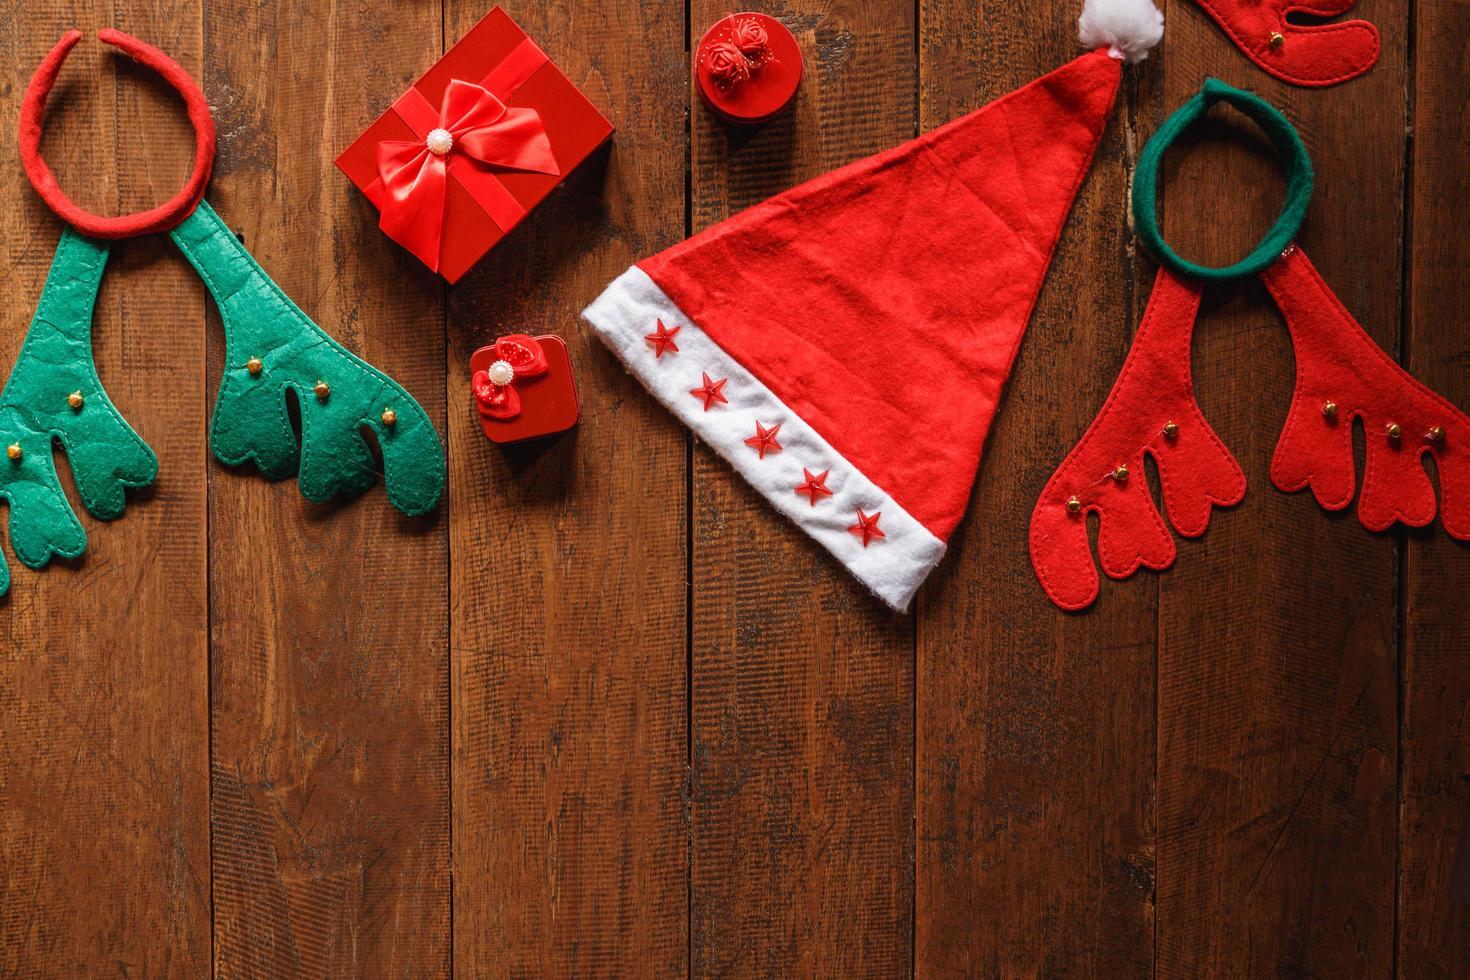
[690,372,728,411]
[646,319,681,358]
[849,509,885,547]
[744,421,783,459]
[795,468,833,506]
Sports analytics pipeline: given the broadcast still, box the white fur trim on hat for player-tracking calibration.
[583,266,947,612]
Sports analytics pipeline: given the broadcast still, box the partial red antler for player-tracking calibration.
[1030,267,1247,610]
[1265,245,1470,538]
[1188,0,1380,87]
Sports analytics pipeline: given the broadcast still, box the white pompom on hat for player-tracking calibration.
[1079,0,1165,63]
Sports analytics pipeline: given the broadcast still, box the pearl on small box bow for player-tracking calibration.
[486,359,515,386]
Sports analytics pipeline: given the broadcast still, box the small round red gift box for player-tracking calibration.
[695,13,803,126]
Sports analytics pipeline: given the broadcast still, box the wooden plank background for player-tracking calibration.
[0,0,1465,976]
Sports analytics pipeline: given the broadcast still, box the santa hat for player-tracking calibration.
[582,0,1163,611]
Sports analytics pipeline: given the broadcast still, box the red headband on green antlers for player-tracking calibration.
[20,28,216,238]
[0,28,444,604]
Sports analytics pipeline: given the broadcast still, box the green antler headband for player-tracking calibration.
[0,29,445,597]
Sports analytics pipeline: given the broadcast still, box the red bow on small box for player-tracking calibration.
[472,334,548,420]
[376,79,560,272]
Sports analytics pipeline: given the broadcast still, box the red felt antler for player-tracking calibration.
[1030,267,1247,610]
[1032,246,1470,612]
[1188,0,1380,87]
[1265,245,1470,538]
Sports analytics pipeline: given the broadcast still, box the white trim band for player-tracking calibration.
[582,266,946,611]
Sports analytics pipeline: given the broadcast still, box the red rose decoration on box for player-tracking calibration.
[336,7,613,283]
[705,41,751,89]
[730,17,772,68]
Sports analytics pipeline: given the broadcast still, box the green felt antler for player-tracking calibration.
[170,200,444,517]
[0,202,443,597]
[0,230,158,595]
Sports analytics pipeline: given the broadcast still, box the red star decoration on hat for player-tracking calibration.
[744,421,783,459]
[646,319,681,358]
[691,372,728,411]
[795,468,833,506]
[849,509,885,547]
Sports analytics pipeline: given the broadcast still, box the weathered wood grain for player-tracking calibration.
[1155,0,1405,974]
[202,3,450,976]
[445,0,689,974]
[913,3,1160,975]
[6,1,1470,976]
[0,2,211,974]
[1399,0,1470,971]
[686,3,915,977]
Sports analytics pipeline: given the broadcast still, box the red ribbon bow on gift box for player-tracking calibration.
[472,334,549,420]
[376,78,560,272]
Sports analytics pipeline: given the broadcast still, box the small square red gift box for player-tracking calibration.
[336,6,613,283]
[471,335,580,443]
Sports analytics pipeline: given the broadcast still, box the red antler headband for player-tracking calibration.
[20,28,216,238]
[1031,80,1470,611]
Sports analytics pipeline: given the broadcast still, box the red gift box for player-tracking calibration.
[695,13,804,126]
[471,335,580,443]
[336,6,613,283]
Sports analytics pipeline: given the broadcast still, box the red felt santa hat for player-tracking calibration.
[583,0,1163,610]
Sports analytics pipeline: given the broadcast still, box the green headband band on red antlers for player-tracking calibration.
[0,29,445,598]
[1131,77,1315,282]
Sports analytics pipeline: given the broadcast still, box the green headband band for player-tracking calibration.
[1132,78,1314,281]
